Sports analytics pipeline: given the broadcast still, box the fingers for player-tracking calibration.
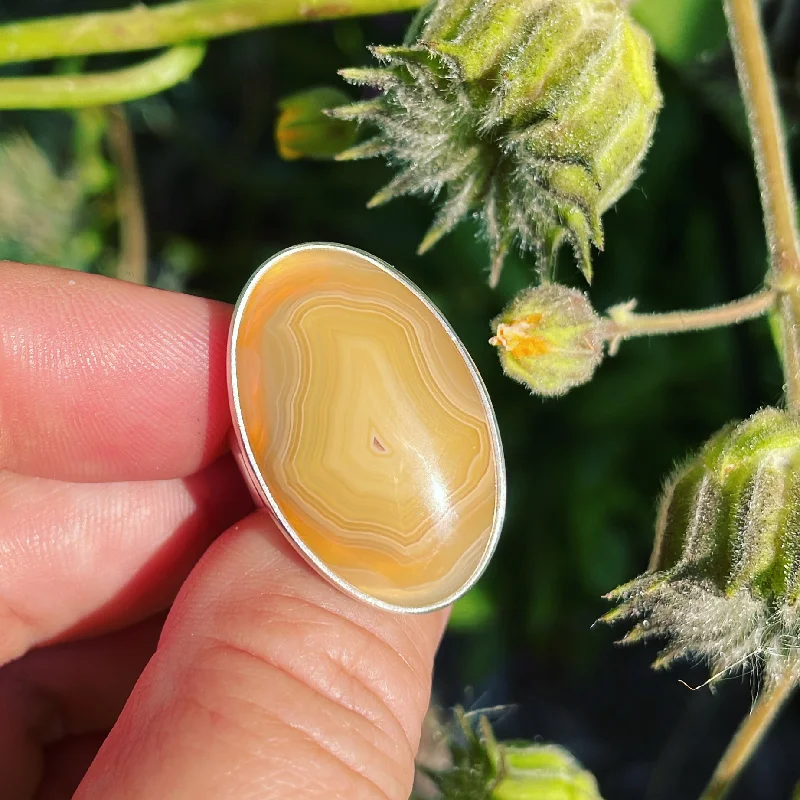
[77,513,448,800]
[0,262,233,482]
[0,454,253,665]
[0,615,163,800]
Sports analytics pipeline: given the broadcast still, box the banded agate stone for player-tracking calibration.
[229,244,504,613]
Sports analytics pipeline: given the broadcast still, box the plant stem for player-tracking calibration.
[724,0,800,413]
[695,5,800,797]
[107,106,148,285]
[0,44,205,109]
[724,0,800,283]
[777,291,800,412]
[0,0,426,66]
[699,667,797,800]
[603,289,775,355]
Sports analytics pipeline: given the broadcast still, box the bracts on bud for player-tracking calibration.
[332,0,662,286]
[419,707,604,799]
[603,409,800,690]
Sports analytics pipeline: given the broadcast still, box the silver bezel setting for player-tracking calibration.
[227,242,506,614]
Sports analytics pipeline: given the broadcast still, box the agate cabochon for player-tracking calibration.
[228,243,505,613]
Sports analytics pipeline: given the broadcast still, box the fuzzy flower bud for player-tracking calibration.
[332,0,662,285]
[420,708,603,799]
[275,87,358,160]
[603,408,800,689]
[490,283,604,396]
[491,742,603,800]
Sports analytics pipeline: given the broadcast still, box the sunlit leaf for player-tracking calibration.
[631,0,727,64]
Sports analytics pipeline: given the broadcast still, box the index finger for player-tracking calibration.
[0,262,233,482]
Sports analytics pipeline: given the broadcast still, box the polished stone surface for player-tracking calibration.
[232,246,501,610]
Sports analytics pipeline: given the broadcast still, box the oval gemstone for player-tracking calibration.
[230,244,504,612]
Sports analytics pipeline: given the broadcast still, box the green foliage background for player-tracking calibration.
[0,0,799,797]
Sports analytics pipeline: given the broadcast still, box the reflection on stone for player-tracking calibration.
[233,246,501,609]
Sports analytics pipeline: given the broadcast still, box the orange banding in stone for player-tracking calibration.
[234,247,501,609]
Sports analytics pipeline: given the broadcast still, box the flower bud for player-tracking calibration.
[275,87,358,161]
[603,408,800,689]
[490,283,604,397]
[333,0,662,285]
[491,741,603,800]
[422,708,603,800]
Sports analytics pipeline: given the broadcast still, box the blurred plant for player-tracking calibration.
[0,106,155,280]
[414,707,603,800]
[276,87,358,160]
[631,0,728,64]
[0,133,95,268]
[105,106,148,283]
[448,585,495,632]
[0,0,425,281]
[631,0,800,153]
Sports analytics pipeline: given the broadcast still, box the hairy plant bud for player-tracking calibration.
[490,283,604,396]
[275,87,358,160]
[419,707,603,800]
[491,742,603,800]
[332,0,662,285]
[603,408,800,689]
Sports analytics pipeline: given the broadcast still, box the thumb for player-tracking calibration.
[75,511,448,800]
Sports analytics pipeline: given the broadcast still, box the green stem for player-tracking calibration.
[0,0,426,66]
[0,44,205,109]
[694,2,800,794]
[723,0,800,284]
[724,0,800,413]
[107,106,148,285]
[776,292,800,422]
[603,289,775,355]
[699,667,797,800]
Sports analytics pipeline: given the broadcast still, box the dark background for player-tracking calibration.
[1,1,800,797]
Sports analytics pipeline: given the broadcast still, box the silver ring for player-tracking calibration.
[228,242,506,614]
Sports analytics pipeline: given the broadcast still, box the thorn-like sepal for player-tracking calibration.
[602,409,800,690]
[339,0,662,284]
[417,707,604,799]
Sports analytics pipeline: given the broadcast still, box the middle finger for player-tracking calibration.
[0,453,253,666]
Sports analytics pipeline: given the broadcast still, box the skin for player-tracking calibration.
[0,262,448,800]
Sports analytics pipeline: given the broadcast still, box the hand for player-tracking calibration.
[0,263,447,799]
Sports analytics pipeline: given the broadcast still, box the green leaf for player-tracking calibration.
[448,585,495,631]
[631,0,727,64]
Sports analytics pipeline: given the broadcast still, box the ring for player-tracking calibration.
[228,242,506,614]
